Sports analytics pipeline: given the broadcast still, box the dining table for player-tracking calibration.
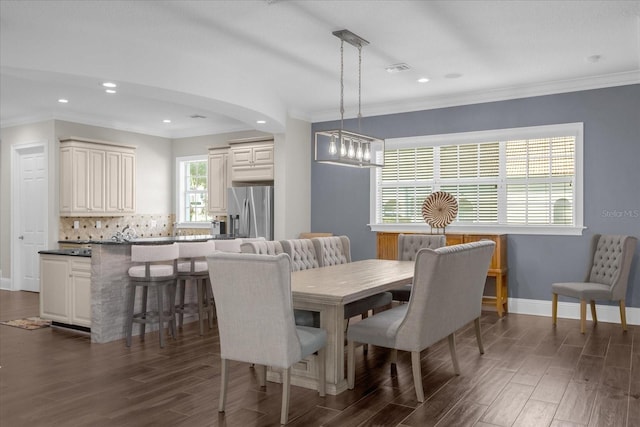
[267,259,415,395]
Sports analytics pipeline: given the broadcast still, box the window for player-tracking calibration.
[176,155,209,224]
[371,123,583,235]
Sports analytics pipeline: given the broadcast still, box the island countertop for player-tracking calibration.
[59,234,241,245]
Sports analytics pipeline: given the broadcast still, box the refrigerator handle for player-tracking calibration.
[242,198,250,237]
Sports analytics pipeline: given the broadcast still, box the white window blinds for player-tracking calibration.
[373,123,582,233]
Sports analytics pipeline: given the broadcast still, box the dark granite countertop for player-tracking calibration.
[59,234,242,246]
[39,248,92,257]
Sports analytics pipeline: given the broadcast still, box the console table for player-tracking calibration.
[376,232,508,316]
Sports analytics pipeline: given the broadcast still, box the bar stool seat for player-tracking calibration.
[175,241,217,335]
[126,243,179,348]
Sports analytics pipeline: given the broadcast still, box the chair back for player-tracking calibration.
[214,238,243,253]
[207,252,303,368]
[177,241,216,274]
[396,240,495,351]
[587,234,637,300]
[312,236,351,266]
[241,240,284,255]
[280,239,320,271]
[398,234,446,261]
[129,243,179,279]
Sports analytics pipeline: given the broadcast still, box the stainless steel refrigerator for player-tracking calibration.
[227,185,274,240]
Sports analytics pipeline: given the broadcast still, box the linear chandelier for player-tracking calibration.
[315,29,384,168]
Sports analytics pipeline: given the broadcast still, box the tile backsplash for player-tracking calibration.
[59,214,176,241]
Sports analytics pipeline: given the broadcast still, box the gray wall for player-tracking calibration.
[311,85,640,307]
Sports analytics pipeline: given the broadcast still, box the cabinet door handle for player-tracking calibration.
[18,235,24,240]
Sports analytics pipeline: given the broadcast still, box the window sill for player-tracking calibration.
[368,223,586,236]
[175,222,211,229]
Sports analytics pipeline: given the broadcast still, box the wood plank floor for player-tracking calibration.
[1,290,638,427]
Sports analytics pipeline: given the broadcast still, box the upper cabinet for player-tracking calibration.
[208,147,229,215]
[228,137,274,182]
[60,137,136,217]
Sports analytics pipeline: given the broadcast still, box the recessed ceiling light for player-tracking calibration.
[163,119,171,123]
[58,98,69,103]
[417,77,430,83]
[105,89,116,94]
[102,82,117,88]
[190,114,207,119]
[256,120,266,124]
[586,54,602,63]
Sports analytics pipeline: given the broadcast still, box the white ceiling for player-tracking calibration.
[1,0,639,139]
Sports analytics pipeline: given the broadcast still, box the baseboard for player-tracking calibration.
[0,276,13,291]
[508,297,640,326]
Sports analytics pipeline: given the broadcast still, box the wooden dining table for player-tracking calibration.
[267,259,415,395]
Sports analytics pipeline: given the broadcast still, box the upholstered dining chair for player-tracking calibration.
[312,236,393,322]
[391,234,447,302]
[280,238,322,327]
[552,234,637,334]
[207,252,327,425]
[346,241,496,402]
[240,239,284,255]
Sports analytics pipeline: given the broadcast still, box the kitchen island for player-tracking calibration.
[43,235,241,343]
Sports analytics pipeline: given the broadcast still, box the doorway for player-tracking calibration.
[11,142,48,292]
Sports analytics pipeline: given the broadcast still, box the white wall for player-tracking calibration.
[273,116,311,239]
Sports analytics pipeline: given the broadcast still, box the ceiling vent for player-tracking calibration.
[385,63,411,73]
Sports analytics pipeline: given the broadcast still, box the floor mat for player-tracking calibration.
[0,317,52,330]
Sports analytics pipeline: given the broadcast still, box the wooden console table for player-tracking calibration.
[377,232,508,316]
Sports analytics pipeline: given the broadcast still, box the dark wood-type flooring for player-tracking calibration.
[1,290,638,426]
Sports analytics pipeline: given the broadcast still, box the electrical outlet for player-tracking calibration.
[96,221,101,229]
[150,220,157,228]
[73,220,80,229]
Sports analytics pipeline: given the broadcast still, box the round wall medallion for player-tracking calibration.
[421,191,458,228]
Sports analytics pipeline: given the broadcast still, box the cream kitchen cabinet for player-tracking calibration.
[208,147,229,214]
[229,138,274,182]
[60,137,136,216]
[40,254,92,328]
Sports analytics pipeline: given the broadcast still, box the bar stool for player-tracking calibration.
[126,243,179,348]
[175,240,217,335]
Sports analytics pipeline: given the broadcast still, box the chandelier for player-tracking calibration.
[315,29,384,168]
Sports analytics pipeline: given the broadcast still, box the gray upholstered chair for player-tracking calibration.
[207,252,326,425]
[346,241,496,402]
[280,238,322,327]
[240,240,284,255]
[312,236,393,321]
[552,234,637,334]
[126,243,179,348]
[391,234,447,302]
[175,240,216,335]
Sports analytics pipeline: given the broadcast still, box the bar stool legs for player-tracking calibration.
[125,280,177,348]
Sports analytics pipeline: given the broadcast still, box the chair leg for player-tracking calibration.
[167,282,177,339]
[448,333,461,375]
[361,312,369,355]
[219,358,228,412]
[347,340,356,390]
[140,286,148,339]
[157,285,166,348]
[590,300,598,326]
[390,348,398,365]
[206,279,215,328]
[317,347,326,397]
[196,279,205,336]
[178,280,186,328]
[552,293,558,325]
[580,299,587,334]
[125,284,136,347]
[411,351,425,402]
[620,300,628,331]
[474,317,484,354]
[257,364,267,387]
[281,367,291,425]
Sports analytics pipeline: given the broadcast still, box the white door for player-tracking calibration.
[13,143,48,292]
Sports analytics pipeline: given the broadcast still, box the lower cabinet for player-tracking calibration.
[40,254,91,328]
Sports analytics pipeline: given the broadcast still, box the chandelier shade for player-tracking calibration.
[314,29,385,168]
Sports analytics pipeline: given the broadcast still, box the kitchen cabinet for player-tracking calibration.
[60,137,136,216]
[40,254,92,328]
[229,138,274,182]
[208,147,229,214]
[377,232,508,316]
